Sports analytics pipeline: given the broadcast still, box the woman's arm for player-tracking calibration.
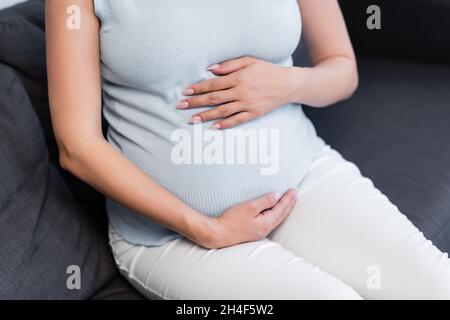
[290,0,358,107]
[176,0,358,128]
[45,0,296,249]
[46,0,210,245]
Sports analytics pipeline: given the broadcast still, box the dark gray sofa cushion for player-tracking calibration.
[0,64,119,299]
[0,0,49,144]
[304,57,450,254]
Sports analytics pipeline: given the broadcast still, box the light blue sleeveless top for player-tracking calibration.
[94,0,320,246]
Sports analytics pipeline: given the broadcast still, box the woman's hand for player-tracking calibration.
[177,56,309,129]
[198,188,298,249]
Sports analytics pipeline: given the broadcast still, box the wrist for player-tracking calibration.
[284,66,312,104]
[183,211,221,248]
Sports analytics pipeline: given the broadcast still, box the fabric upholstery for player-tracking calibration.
[304,58,450,254]
[0,64,120,299]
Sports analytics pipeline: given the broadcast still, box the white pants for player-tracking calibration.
[108,142,450,300]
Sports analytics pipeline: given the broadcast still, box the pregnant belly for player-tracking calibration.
[107,103,317,216]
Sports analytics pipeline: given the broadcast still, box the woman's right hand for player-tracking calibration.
[199,188,299,249]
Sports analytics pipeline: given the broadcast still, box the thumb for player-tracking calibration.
[207,56,257,75]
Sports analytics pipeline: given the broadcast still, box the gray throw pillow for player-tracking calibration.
[0,64,117,299]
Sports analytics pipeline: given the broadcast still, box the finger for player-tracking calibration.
[184,75,237,96]
[279,188,298,212]
[189,102,243,124]
[212,111,254,129]
[273,189,298,227]
[245,192,281,217]
[258,189,298,226]
[208,56,257,76]
[180,88,237,110]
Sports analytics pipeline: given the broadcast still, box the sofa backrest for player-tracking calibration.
[338,0,450,63]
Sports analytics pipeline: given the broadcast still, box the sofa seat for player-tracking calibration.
[305,57,450,254]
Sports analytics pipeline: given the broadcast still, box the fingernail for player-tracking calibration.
[273,192,281,201]
[182,88,195,96]
[189,115,202,124]
[176,101,189,109]
[207,64,220,71]
[210,123,221,130]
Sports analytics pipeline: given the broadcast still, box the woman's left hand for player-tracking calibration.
[177,56,308,129]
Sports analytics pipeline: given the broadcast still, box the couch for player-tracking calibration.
[1,0,449,299]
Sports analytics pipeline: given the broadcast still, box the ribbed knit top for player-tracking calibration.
[94,0,319,246]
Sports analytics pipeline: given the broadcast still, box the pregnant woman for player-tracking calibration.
[46,0,450,299]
